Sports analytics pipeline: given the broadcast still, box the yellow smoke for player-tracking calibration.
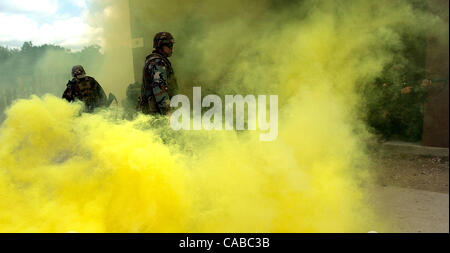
[0,0,445,232]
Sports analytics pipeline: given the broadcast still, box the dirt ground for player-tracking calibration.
[364,151,449,232]
[366,185,449,233]
[370,152,449,194]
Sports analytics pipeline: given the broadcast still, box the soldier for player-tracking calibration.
[122,81,141,120]
[62,65,107,112]
[125,82,141,110]
[139,32,178,115]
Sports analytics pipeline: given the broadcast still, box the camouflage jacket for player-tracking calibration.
[141,51,178,115]
[62,76,107,112]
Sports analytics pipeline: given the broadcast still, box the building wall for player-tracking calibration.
[128,0,155,85]
[422,0,449,147]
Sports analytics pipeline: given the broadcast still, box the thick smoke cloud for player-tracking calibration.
[0,0,446,232]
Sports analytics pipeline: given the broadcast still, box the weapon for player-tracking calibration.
[106,92,119,120]
[62,79,78,102]
[107,92,118,107]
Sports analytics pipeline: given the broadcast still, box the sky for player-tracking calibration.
[0,0,102,50]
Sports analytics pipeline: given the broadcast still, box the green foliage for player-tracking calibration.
[357,14,429,143]
[359,65,428,142]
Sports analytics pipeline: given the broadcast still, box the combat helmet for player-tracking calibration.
[153,32,175,49]
[72,65,86,79]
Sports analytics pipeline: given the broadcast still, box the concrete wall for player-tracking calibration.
[128,0,156,85]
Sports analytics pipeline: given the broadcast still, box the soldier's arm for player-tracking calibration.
[149,61,171,114]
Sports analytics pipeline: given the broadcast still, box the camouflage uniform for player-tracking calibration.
[62,65,107,112]
[140,32,178,115]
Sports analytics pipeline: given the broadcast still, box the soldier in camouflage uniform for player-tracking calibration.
[122,81,141,120]
[62,65,107,112]
[139,32,178,115]
[125,82,141,110]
